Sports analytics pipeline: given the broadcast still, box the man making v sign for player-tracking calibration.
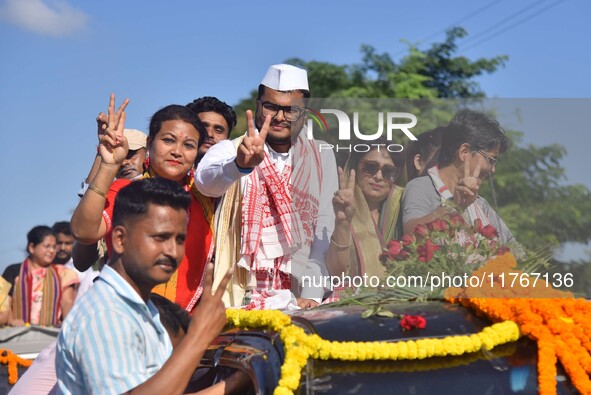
[196,64,338,309]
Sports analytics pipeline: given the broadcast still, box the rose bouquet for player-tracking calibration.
[380,212,517,297]
[324,211,548,306]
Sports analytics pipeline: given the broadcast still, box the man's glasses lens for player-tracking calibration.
[259,101,304,122]
[361,161,397,182]
[478,150,497,167]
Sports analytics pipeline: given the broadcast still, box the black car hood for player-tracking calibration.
[289,301,490,342]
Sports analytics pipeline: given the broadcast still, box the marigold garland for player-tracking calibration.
[312,342,518,376]
[445,252,591,395]
[0,349,33,385]
[226,310,520,395]
[226,253,591,394]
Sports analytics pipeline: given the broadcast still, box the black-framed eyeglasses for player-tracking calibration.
[257,100,306,122]
[359,160,399,182]
[478,150,498,168]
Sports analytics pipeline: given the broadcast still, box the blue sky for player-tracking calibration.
[0,0,589,270]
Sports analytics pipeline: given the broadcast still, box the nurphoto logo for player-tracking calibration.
[306,108,418,153]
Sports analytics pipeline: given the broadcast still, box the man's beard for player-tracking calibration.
[257,119,302,147]
[53,254,71,265]
[265,133,292,146]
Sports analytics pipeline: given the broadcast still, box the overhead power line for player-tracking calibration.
[392,0,504,57]
[459,0,567,52]
[417,0,504,46]
[460,0,549,47]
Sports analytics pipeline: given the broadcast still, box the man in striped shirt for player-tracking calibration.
[55,178,236,394]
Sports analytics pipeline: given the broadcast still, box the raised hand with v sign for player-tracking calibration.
[453,155,482,210]
[235,110,271,170]
[333,167,357,224]
[98,93,129,166]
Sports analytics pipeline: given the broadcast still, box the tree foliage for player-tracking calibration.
[482,131,591,251]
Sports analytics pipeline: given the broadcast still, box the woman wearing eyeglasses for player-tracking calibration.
[326,138,405,289]
[401,110,518,246]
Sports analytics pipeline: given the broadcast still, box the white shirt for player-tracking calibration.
[195,134,338,301]
[64,259,99,301]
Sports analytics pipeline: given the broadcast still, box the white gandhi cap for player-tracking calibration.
[260,64,309,91]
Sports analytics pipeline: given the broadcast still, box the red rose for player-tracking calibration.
[448,213,465,228]
[387,240,404,258]
[413,224,429,238]
[428,219,448,232]
[479,224,498,240]
[417,239,440,262]
[401,233,416,246]
[473,219,483,233]
[400,315,427,331]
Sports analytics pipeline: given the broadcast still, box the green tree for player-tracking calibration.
[481,131,591,251]
[549,253,591,298]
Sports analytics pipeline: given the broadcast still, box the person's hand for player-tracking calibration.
[235,110,271,169]
[332,167,356,224]
[98,93,129,166]
[96,112,108,142]
[297,298,319,309]
[187,263,233,348]
[454,157,482,210]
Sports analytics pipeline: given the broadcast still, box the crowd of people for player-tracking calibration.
[0,63,518,394]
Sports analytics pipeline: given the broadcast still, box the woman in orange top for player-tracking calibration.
[71,95,213,312]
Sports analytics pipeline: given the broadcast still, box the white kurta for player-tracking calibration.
[195,131,338,302]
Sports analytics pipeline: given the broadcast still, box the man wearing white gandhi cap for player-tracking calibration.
[196,64,338,309]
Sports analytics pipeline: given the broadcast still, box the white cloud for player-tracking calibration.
[0,0,88,37]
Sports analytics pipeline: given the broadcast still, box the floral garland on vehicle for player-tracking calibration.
[312,341,518,376]
[226,309,520,395]
[0,349,33,385]
[444,253,591,395]
[227,252,591,395]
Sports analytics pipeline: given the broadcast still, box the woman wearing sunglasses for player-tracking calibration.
[327,139,405,292]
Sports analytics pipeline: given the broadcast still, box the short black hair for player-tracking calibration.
[27,225,56,250]
[112,178,191,228]
[150,293,190,334]
[186,96,237,134]
[149,105,206,147]
[257,85,311,100]
[52,221,71,236]
[438,109,509,167]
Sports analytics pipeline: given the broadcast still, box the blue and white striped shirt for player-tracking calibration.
[56,265,173,394]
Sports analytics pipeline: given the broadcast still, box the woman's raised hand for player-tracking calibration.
[97,93,129,165]
[333,167,356,223]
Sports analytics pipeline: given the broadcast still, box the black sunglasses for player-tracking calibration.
[359,160,399,182]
